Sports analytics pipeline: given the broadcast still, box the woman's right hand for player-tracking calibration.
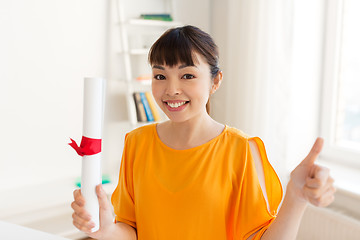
[71,185,115,239]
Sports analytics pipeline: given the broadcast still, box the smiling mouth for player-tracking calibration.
[164,101,190,108]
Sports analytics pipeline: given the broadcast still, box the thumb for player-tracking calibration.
[96,185,113,222]
[301,137,324,166]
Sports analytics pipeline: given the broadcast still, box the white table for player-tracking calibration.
[0,221,70,240]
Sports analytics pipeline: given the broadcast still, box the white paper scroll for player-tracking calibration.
[81,77,105,232]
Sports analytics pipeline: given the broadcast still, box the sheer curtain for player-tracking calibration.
[211,0,325,180]
[211,0,293,179]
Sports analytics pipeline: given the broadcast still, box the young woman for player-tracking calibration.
[71,25,335,240]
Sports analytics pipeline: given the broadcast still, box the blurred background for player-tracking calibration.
[0,0,359,239]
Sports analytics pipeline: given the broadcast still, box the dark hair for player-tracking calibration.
[148,25,220,114]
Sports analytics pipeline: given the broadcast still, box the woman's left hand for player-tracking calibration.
[288,137,336,207]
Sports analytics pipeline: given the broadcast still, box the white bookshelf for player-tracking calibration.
[114,0,179,128]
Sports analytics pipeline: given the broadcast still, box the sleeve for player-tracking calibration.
[238,138,283,240]
[111,133,137,228]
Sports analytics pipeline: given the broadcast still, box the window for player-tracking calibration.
[321,0,360,168]
[335,0,360,149]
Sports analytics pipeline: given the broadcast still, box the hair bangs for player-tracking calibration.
[149,28,197,67]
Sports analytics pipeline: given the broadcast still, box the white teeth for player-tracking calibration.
[167,101,186,108]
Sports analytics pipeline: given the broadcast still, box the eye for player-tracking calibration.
[182,74,195,79]
[154,74,166,80]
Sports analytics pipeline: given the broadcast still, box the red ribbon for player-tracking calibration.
[69,136,102,156]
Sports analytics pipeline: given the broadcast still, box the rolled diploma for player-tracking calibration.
[82,77,104,232]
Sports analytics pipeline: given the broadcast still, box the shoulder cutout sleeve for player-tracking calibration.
[239,138,283,240]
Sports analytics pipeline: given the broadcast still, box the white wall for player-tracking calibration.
[0,0,107,191]
[0,0,211,193]
[174,0,210,32]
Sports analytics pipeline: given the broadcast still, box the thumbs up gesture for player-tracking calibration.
[289,138,336,207]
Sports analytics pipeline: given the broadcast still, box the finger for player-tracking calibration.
[96,184,114,226]
[71,201,92,221]
[320,194,335,207]
[73,221,93,235]
[306,175,333,190]
[72,212,95,228]
[305,180,336,204]
[73,189,85,206]
[308,186,336,207]
[73,189,80,199]
[72,212,95,233]
[306,167,331,187]
[96,184,110,211]
[301,137,324,166]
[314,166,330,181]
[304,176,334,199]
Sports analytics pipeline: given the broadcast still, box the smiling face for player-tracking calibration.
[148,26,222,122]
[151,52,215,123]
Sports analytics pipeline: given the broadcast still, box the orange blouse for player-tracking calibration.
[111,124,283,240]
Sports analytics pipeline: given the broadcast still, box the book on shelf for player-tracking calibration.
[133,91,162,123]
[140,14,173,22]
[145,92,161,122]
[133,92,147,122]
[140,92,155,122]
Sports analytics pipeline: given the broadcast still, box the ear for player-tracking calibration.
[210,71,223,94]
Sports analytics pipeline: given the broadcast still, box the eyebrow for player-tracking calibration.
[152,64,197,70]
[152,65,165,70]
[179,64,197,69]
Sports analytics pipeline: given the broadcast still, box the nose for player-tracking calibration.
[165,79,181,96]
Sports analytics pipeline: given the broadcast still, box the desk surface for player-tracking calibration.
[0,221,70,240]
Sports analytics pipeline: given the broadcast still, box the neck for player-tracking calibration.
[173,111,211,126]
[164,113,219,148]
